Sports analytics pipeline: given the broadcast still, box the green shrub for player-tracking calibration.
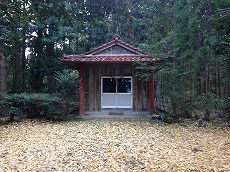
[195,93,219,121]
[0,93,77,121]
[164,91,194,118]
[54,69,79,100]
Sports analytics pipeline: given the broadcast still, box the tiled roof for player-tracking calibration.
[61,55,159,63]
[60,35,161,63]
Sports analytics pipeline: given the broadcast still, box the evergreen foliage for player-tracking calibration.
[0,93,67,121]
[54,69,79,99]
[0,0,229,118]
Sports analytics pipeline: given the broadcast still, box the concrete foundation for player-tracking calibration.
[78,109,151,120]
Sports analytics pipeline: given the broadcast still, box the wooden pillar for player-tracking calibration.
[79,64,85,115]
[149,70,154,114]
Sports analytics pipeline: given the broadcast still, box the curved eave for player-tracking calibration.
[60,55,162,65]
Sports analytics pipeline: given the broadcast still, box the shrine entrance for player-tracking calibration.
[61,35,160,115]
[101,76,132,108]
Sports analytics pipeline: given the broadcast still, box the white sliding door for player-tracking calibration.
[101,76,132,108]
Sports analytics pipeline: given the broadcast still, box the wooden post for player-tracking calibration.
[149,70,154,114]
[79,64,85,115]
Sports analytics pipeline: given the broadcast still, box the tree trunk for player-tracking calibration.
[0,47,7,94]
[47,75,56,93]
[31,29,43,92]
[13,52,22,93]
[227,58,230,97]
[12,40,22,93]
[21,28,26,92]
[217,67,221,98]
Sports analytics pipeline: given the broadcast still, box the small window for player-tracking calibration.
[117,78,131,93]
[102,78,116,93]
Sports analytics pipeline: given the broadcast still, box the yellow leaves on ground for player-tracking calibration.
[0,119,229,171]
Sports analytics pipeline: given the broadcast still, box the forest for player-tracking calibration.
[0,0,229,121]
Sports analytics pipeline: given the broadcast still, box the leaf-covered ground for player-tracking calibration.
[0,119,229,171]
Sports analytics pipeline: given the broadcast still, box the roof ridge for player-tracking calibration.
[84,35,150,56]
[113,34,121,41]
[117,39,151,56]
[84,38,117,55]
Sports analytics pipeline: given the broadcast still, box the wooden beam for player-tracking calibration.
[149,71,154,114]
[79,64,85,115]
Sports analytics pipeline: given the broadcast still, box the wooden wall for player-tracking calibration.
[84,63,150,111]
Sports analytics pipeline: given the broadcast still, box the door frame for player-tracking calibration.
[101,76,133,108]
